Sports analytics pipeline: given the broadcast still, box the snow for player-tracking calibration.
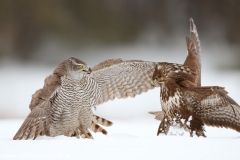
[1,119,240,160]
[0,44,240,160]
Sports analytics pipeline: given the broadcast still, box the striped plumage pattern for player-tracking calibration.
[14,57,156,140]
[49,75,95,137]
[91,115,113,135]
[92,59,156,105]
[28,69,110,137]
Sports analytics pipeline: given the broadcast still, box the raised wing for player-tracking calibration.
[29,74,60,110]
[189,86,240,132]
[149,18,201,119]
[183,18,201,87]
[13,104,49,140]
[92,59,156,105]
[161,62,197,86]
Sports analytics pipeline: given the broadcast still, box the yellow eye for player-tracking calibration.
[78,65,83,69]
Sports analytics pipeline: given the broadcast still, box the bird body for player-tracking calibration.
[49,74,98,137]
[152,61,240,137]
[14,57,156,140]
[14,58,98,139]
[149,18,201,124]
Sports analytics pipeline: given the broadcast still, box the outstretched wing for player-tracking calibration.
[183,18,201,87]
[189,86,240,132]
[13,104,49,140]
[29,74,60,110]
[92,59,156,105]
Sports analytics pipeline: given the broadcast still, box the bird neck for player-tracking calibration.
[160,82,179,101]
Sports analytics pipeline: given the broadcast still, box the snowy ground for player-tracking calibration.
[1,118,240,160]
[0,44,240,160]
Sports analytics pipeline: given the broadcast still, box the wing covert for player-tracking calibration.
[29,74,61,110]
[13,104,49,140]
[92,59,156,105]
[189,86,240,132]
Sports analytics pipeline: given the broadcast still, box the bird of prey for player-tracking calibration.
[150,20,240,137]
[29,87,113,138]
[149,18,201,126]
[13,57,158,140]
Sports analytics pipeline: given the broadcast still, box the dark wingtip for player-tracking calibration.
[102,130,107,135]
[107,121,113,126]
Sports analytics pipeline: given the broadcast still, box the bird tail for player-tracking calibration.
[90,122,108,135]
[93,115,113,126]
[148,111,164,121]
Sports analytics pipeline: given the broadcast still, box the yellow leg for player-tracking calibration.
[85,133,93,139]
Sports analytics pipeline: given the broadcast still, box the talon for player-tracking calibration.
[85,133,93,139]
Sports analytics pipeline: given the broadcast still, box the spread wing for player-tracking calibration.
[13,103,50,140]
[189,86,240,132]
[92,59,156,105]
[29,74,60,110]
[183,18,201,87]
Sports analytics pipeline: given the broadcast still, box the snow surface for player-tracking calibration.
[0,44,240,160]
[1,119,240,160]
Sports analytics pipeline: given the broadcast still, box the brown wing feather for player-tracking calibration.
[183,18,201,87]
[92,59,156,105]
[93,115,113,126]
[29,74,60,110]
[189,86,240,132]
[92,58,124,71]
[90,122,108,135]
[13,104,49,140]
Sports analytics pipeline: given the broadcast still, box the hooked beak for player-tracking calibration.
[83,66,92,74]
[151,79,157,87]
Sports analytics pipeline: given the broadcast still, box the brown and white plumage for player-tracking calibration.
[151,53,240,137]
[14,57,156,140]
[185,86,240,136]
[183,18,201,87]
[149,18,201,121]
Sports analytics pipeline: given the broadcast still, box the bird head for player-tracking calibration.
[69,57,92,74]
[53,57,92,78]
[151,64,168,87]
[151,62,171,87]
